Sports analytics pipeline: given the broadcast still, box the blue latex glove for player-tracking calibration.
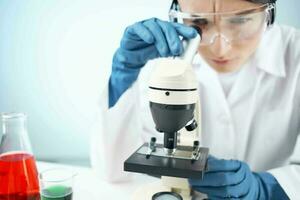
[189,156,289,200]
[109,18,197,107]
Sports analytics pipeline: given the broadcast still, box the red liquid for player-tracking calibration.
[0,152,40,200]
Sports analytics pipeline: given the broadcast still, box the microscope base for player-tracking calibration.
[132,179,207,200]
[132,180,192,200]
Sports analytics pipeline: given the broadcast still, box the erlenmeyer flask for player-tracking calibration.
[0,113,40,200]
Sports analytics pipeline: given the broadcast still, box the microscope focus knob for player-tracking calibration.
[193,140,199,147]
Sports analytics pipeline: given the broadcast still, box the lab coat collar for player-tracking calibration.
[251,24,286,77]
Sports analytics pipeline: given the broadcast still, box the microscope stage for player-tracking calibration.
[124,143,209,179]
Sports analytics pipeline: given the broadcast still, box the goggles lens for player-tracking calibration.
[169,5,269,45]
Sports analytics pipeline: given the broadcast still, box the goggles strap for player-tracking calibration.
[247,0,276,3]
[169,1,276,26]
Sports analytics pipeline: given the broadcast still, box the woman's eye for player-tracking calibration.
[229,17,252,24]
[193,18,210,26]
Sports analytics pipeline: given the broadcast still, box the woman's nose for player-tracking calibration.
[209,34,232,57]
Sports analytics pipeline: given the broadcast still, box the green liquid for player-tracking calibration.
[41,185,73,200]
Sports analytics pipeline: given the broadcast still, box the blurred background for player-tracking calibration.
[0,0,299,166]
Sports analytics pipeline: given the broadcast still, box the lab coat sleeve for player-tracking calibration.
[268,47,300,199]
[269,165,300,199]
[90,81,144,183]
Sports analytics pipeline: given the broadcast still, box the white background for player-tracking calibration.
[0,0,299,165]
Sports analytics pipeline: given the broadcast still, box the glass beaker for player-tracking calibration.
[39,168,76,200]
[0,112,40,200]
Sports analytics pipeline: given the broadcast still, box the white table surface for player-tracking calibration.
[37,162,158,200]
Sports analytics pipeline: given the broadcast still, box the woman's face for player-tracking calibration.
[178,0,266,73]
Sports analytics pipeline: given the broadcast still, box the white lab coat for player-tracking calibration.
[91,24,300,199]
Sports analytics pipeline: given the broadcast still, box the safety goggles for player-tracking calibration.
[169,4,274,46]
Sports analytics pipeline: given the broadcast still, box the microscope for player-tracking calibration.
[124,34,209,200]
